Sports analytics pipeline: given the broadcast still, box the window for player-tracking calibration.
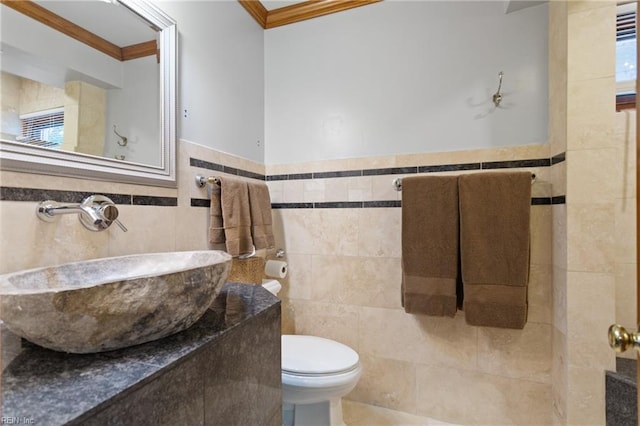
[616,2,637,110]
[19,108,64,148]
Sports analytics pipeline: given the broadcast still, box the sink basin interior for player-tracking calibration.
[0,251,230,294]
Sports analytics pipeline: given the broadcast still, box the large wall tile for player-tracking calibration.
[289,299,360,351]
[416,364,552,425]
[477,322,551,383]
[528,263,553,324]
[348,354,417,414]
[357,208,401,258]
[566,78,616,150]
[358,307,478,370]
[531,205,553,265]
[107,205,177,257]
[566,203,615,273]
[565,271,615,371]
[311,255,401,309]
[280,253,313,300]
[566,148,619,203]
[567,5,615,82]
[566,365,607,426]
[0,201,110,274]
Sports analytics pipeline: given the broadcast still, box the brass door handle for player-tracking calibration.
[608,324,640,353]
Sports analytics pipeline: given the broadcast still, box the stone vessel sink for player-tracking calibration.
[0,250,232,353]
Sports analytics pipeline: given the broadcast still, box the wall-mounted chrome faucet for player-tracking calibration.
[36,195,127,232]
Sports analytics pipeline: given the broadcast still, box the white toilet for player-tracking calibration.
[262,280,362,426]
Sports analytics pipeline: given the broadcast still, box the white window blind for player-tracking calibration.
[19,107,64,148]
[616,2,637,95]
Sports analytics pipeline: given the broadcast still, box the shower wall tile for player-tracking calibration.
[415,364,552,426]
[349,354,417,414]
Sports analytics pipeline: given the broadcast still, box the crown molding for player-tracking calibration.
[1,0,156,61]
[238,0,381,29]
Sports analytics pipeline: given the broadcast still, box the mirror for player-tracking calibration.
[0,0,177,187]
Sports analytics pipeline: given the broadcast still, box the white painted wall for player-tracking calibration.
[104,57,161,166]
[264,1,548,165]
[156,1,265,163]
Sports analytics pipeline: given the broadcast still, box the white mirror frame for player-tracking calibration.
[0,0,177,188]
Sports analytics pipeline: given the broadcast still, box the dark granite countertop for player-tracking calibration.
[1,282,279,425]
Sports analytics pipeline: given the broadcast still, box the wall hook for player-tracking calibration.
[492,71,504,107]
[113,125,128,147]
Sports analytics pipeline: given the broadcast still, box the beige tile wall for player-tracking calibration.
[550,2,618,425]
[0,139,265,275]
[268,144,554,425]
[614,110,637,357]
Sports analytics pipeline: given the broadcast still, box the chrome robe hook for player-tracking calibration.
[492,71,504,107]
[114,125,128,146]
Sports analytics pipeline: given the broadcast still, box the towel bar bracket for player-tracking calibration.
[196,175,221,188]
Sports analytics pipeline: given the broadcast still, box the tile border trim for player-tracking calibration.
[267,157,556,181]
[0,187,177,207]
[1,153,568,208]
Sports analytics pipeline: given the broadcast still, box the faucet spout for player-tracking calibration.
[36,195,127,232]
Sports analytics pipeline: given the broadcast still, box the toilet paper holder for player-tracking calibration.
[276,249,285,258]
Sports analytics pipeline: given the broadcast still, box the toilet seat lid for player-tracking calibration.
[282,335,359,375]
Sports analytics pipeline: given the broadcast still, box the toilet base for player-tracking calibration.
[283,398,345,426]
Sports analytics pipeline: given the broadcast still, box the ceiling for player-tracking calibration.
[33,0,157,46]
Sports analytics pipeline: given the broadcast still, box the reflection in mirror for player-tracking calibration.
[0,0,176,187]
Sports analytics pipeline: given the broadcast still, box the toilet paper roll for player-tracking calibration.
[265,260,288,278]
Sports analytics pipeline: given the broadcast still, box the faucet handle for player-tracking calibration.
[114,219,128,232]
[79,195,126,232]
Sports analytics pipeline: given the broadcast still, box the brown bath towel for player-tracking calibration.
[401,175,459,317]
[247,181,276,251]
[209,176,254,257]
[458,171,531,329]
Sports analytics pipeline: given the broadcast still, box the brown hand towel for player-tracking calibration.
[247,181,275,250]
[458,171,531,329]
[401,175,459,317]
[209,176,253,257]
